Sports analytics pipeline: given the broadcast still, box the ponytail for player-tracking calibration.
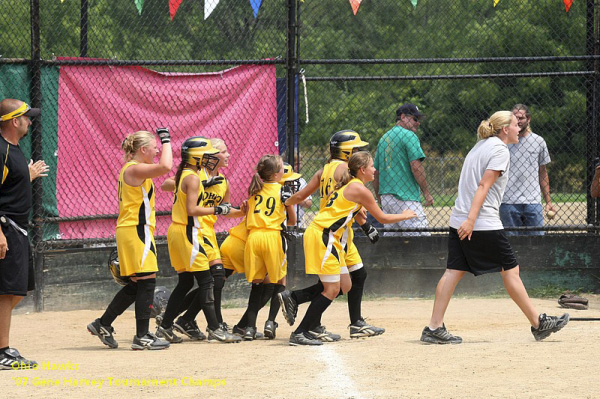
[248,154,282,197]
[173,161,187,193]
[121,130,154,162]
[248,172,264,197]
[477,111,513,140]
[334,151,373,190]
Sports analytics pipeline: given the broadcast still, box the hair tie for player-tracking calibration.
[489,122,494,132]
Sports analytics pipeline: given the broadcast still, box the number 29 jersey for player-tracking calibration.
[246,182,286,231]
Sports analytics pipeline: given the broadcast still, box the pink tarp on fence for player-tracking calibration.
[57,64,277,239]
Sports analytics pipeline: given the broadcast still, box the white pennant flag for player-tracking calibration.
[205,0,220,19]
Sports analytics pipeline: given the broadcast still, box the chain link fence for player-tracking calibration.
[295,0,599,234]
[1,0,599,254]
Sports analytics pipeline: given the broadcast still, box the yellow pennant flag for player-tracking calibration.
[494,0,500,6]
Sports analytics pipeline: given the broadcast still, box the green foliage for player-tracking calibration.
[1,0,591,198]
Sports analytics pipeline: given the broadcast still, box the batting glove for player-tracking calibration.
[214,203,232,215]
[360,221,379,244]
[156,127,171,144]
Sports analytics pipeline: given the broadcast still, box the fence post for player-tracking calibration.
[30,0,44,312]
[586,0,599,228]
[80,0,89,57]
[286,0,298,165]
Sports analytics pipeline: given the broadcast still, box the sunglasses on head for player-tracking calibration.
[0,103,31,122]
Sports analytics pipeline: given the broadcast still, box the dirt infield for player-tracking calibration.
[3,296,599,398]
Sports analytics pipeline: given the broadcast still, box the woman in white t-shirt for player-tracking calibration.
[420,111,569,344]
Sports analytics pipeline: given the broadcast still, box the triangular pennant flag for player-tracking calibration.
[494,0,500,6]
[249,0,262,18]
[135,0,144,15]
[411,0,418,7]
[349,0,362,15]
[170,0,183,21]
[205,0,220,19]
[564,0,573,12]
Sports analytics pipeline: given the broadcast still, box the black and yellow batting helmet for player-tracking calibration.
[329,130,369,162]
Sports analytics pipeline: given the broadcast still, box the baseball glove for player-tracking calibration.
[558,294,589,310]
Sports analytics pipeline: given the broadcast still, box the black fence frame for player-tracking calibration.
[4,0,600,311]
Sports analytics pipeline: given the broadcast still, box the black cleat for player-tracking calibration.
[289,332,323,346]
[156,325,183,343]
[278,290,298,326]
[173,318,206,341]
[87,318,118,349]
[131,332,170,350]
[264,320,278,339]
[0,348,37,370]
[349,318,385,338]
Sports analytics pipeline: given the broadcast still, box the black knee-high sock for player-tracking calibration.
[237,309,249,329]
[294,294,332,334]
[180,271,217,326]
[309,289,344,330]
[100,282,137,326]
[135,278,156,337]
[161,273,195,328]
[268,284,285,321]
[211,264,227,324]
[292,280,324,304]
[241,283,264,329]
[259,283,276,309]
[177,288,199,316]
[237,282,273,328]
[348,267,367,324]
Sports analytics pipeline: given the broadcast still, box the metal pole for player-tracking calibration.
[286,0,298,165]
[586,0,599,227]
[80,0,89,57]
[29,0,44,312]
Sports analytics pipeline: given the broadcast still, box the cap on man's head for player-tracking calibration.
[0,102,41,122]
[396,103,424,120]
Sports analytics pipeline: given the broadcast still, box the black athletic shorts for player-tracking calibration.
[0,224,34,296]
[446,227,518,276]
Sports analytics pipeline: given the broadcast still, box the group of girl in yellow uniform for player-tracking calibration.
[88,125,410,349]
[88,128,306,349]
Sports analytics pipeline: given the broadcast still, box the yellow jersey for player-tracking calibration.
[312,178,363,237]
[199,167,227,228]
[319,159,344,210]
[117,161,156,228]
[246,182,286,231]
[172,169,205,228]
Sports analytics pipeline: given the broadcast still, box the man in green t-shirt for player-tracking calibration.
[374,103,433,236]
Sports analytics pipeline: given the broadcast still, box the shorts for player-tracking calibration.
[202,225,221,262]
[446,227,518,276]
[167,223,210,273]
[319,266,349,283]
[0,224,33,296]
[244,229,287,283]
[341,228,363,271]
[220,234,246,274]
[304,224,346,276]
[116,225,158,276]
[380,196,431,237]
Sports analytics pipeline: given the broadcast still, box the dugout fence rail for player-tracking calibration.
[1,0,599,310]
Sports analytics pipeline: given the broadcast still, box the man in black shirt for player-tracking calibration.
[0,98,44,370]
